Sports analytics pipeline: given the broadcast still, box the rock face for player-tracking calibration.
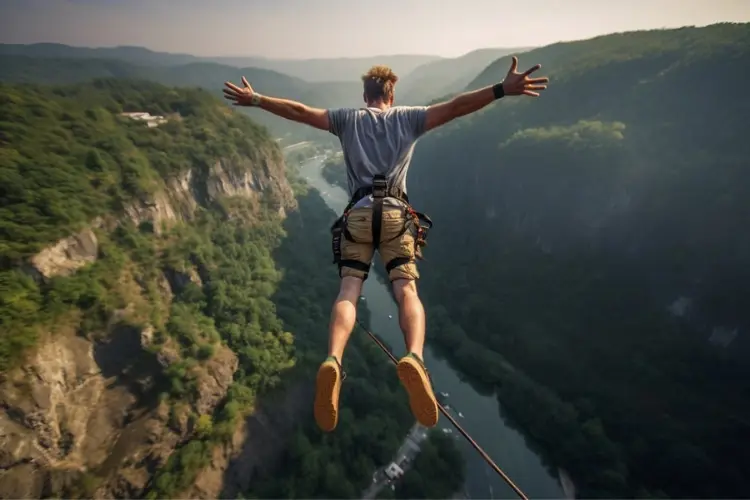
[0,322,239,499]
[0,324,152,498]
[206,155,295,218]
[28,227,100,279]
[26,149,295,281]
[163,265,203,295]
[207,159,266,200]
[122,170,198,234]
[180,381,314,499]
[2,148,295,498]
[122,151,295,234]
[191,348,238,416]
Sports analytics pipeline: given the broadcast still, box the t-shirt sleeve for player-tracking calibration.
[401,106,428,139]
[327,108,351,136]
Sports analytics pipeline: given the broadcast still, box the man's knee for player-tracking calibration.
[337,276,363,303]
[392,278,419,304]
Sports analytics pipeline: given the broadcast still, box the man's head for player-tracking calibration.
[362,65,398,109]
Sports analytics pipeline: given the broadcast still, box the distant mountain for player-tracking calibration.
[465,25,750,90]
[0,43,441,83]
[396,47,534,104]
[0,42,546,140]
[210,54,444,82]
[0,43,199,66]
[0,54,361,145]
[0,55,306,96]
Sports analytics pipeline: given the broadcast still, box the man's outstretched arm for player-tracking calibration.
[424,56,549,132]
[256,95,330,131]
[424,86,499,132]
[223,76,329,131]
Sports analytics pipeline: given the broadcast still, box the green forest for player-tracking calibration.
[398,23,750,499]
[1,78,268,370]
[321,22,750,499]
[0,79,462,498]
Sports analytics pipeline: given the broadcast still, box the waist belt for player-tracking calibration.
[348,176,410,208]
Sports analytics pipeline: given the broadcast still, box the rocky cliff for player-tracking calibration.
[0,149,297,498]
[178,382,312,499]
[0,320,237,498]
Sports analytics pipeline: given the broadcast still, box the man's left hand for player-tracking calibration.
[502,57,549,97]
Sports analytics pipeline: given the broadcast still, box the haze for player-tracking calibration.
[1,0,748,59]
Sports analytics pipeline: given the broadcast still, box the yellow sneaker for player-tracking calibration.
[397,352,439,427]
[314,356,345,432]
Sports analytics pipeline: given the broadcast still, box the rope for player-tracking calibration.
[354,318,530,500]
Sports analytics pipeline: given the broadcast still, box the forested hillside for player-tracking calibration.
[396,47,532,104]
[391,22,750,498]
[0,80,462,498]
[0,54,355,147]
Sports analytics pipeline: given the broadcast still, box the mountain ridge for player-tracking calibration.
[0,42,443,82]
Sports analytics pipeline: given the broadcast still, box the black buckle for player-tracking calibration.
[372,175,387,199]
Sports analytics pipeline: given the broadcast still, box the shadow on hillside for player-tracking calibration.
[218,189,339,498]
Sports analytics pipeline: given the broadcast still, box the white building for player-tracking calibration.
[384,462,404,480]
[121,112,168,128]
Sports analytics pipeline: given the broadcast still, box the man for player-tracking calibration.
[223,56,548,432]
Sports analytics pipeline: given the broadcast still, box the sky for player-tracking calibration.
[0,0,748,59]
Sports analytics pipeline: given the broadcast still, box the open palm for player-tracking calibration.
[223,77,255,106]
[502,56,549,97]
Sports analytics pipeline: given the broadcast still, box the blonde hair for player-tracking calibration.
[362,65,398,103]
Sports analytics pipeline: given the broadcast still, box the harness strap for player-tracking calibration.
[371,174,387,250]
[385,256,411,273]
[339,259,370,280]
[331,218,343,264]
[339,259,370,273]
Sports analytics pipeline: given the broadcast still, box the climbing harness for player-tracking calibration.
[331,174,433,280]
[354,317,530,500]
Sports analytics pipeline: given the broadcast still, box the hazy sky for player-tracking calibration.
[1,0,748,59]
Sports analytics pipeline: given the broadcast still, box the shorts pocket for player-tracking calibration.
[345,210,372,243]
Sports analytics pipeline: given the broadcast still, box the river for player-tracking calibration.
[297,156,566,499]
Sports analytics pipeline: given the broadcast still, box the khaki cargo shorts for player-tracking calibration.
[338,206,423,282]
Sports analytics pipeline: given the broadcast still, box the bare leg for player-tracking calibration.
[391,279,426,359]
[315,276,364,432]
[328,276,364,362]
[392,278,437,427]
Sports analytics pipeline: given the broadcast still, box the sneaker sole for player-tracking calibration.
[397,357,439,427]
[314,362,340,432]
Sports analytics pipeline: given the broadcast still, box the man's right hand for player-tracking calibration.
[223,78,331,131]
[501,56,549,97]
[223,77,256,106]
